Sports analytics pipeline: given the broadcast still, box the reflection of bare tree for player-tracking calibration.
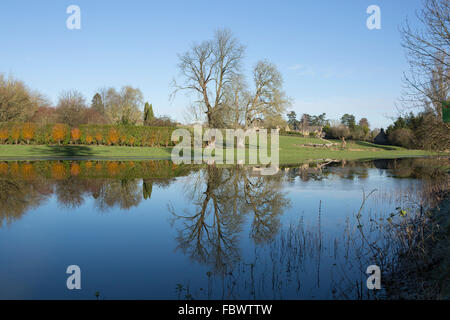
[170,166,242,273]
[241,173,289,244]
[55,177,86,208]
[170,165,290,274]
[95,179,142,212]
[0,179,49,226]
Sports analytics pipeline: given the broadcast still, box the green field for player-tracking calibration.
[278,138,442,164]
[0,135,445,164]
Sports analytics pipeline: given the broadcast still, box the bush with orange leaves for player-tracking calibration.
[51,162,67,180]
[0,123,177,147]
[70,163,81,176]
[0,127,8,144]
[71,128,81,144]
[22,123,35,144]
[107,161,119,176]
[120,134,127,146]
[10,162,19,175]
[11,125,21,144]
[0,162,8,175]
[108,128,120,145]
[95,132,103,145]
[85,135,93,144]
[52,124,67,145]
[21,163,35,180]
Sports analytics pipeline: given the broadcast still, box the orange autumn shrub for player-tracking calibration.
[0,128,8,144]
[52,124,67,145]
[11,125,21,144]
[107,162,119,176]
[70,163,81,176]
[22,123,35,144]
[51,162,66,180]
[95,163,103,171]
[10,162,19,175]
[120,134,127,145]
[108,128,119,145]
[85,135,93,144]
[95,132,103,145]
[0,162,8,175]
[21,163,35,180]
[85,161,93,169]
[71,128,81,144]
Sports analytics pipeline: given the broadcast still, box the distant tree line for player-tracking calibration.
[285,111,377,141]
[386,111,449,150]
[0,74,177,128]
[286,111,328,130]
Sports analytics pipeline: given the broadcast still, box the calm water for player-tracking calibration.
[0,158,447,299]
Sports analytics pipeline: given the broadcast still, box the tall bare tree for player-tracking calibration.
[244,61,290,128]
[172,29,245,127]
[400,0,449,119]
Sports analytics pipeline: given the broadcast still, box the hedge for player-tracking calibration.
[0,160,194,180]
[0,123,177,147]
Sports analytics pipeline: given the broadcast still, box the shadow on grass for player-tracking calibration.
[354,141,398,151]
[30,145,95,157]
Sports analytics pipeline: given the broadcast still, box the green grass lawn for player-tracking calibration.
[278,135,329,145]
[0,136,445,164]
[278,138,443,164]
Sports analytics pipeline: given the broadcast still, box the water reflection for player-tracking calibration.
[0,157,448,299]
[169,165,290,274]
[1,157,447,230]
[0,160,195,225]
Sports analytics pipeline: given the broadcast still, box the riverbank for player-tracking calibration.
[384,188,450,299]
[0,136,445,164]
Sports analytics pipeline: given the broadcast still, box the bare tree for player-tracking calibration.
[400,0,449,118]
[244,61,290,128]
[56,90,87,127]
[102,86,143,125]
[222,74,248,128]
[172,29,245,127]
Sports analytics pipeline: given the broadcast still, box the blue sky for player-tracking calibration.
[0,0,423,128]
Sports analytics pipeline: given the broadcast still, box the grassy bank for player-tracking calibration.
[278,137,443,163]
[384,192,450,299]
[0,135,445,163]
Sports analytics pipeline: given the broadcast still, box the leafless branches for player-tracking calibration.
[400,0,450,118]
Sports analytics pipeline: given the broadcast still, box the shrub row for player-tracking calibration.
[0,160,193,180]
[0,123,177,147]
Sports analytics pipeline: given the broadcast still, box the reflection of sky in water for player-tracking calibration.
[0,159,441,299]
